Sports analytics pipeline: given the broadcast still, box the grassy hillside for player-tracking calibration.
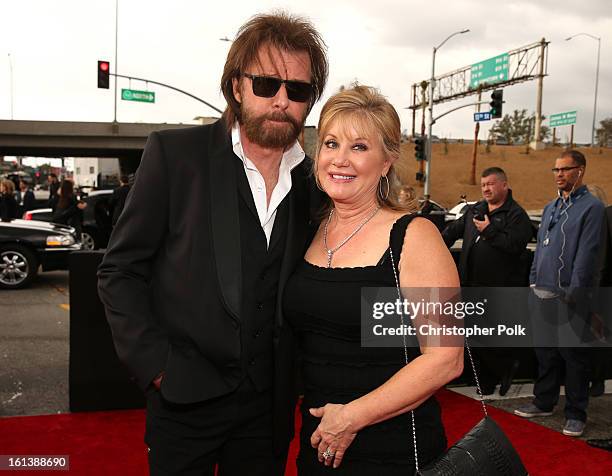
[396,143,612,211]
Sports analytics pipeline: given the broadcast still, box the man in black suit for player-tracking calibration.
[109,175,130,226]
[47,173,59,207]
[98,12,327,476]
[586,205,612,451]
[18,180,36,216]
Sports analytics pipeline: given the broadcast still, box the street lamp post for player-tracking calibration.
[565,33,601,147]
[8,53,14,120]
[424,29,470,200]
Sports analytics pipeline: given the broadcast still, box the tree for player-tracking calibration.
[596,117,612,147]
[489,109,550,144]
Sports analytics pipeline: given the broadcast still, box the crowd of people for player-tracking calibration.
[440,150,611,444]
[0,173,130,243]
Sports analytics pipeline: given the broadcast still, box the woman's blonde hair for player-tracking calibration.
[1,179,15,195]
[314,84,416,213]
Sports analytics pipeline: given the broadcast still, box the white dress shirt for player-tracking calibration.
[231,122,305,246]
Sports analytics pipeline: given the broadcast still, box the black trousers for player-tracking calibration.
[529,293,591,422]
[145,378,287,476]
[533,346,590,422]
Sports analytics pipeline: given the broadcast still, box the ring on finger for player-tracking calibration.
[322,448,335,459]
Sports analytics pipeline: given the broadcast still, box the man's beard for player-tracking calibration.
[241,108,304,149]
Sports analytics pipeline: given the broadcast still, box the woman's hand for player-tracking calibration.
[309,403,359,468]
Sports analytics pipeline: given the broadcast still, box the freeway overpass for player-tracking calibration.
[0,119,218,159]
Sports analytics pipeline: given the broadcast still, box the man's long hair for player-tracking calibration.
[220,11,328,130]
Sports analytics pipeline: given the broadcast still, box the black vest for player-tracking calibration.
[235,156,289,392]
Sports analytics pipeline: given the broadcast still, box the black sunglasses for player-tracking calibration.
[242,73,313,103]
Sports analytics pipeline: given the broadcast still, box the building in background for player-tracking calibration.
[73,158,120,189]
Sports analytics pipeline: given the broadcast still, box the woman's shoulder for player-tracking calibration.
[386,211,435,238]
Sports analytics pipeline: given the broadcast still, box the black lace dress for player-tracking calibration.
[283,215,446,475]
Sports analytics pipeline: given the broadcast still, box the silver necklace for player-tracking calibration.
[323,206,381,268]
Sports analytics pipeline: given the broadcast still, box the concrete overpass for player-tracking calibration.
[0,119,218,159]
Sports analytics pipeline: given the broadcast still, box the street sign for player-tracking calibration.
[549,111,577,128]
[474,112,492,122]
[470,53,509,88]
[121,88,155,103]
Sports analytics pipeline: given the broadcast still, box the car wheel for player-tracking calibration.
[81,231,96,250]
[0,245,38,290]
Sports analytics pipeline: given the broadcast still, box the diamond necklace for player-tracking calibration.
[323,206,381,268]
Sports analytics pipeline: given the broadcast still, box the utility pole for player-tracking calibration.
[8,54,14,120]
[410,84,416,138]
[592,37,600,146]
[424,29,470,200]
[113,0,119,124]
[470,88,482,185]
[565,33,601,147]
[531,37,546,150]
[418,82,427,184]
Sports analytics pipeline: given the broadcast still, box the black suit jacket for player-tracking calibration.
[598,206,612,287]
[97,120,316,452]
[21,189,36,214]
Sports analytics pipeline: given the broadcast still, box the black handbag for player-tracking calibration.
[388,248,529,476]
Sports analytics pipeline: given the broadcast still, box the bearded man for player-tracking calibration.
[98,12,327,475]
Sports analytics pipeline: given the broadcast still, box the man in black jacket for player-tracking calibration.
[98,12,327,476]
[442,167,534,287]
[46,173,59,207]
[442,167,534,394]
[18,180,36,216]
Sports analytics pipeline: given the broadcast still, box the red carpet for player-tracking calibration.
[0,390,610,475]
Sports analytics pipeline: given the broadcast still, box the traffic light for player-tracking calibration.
[489,89,503,119]
[98,60,110,89]
[414,136,426,161]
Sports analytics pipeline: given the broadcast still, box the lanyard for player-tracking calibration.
[546,187,588,232]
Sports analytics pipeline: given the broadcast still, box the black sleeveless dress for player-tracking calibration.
[283,214,447,475]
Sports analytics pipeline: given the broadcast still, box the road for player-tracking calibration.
[0,271,69,417]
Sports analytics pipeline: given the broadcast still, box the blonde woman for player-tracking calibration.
[283,86,462,474]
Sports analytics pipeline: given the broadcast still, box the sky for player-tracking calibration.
[0,0,610,148]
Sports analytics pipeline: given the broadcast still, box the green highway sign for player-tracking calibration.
[470,53,509,88]
[549,111,577,128]
[121,88,155,103]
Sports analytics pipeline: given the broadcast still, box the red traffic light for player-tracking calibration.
[98,60,110,89]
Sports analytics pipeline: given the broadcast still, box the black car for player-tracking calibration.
[23,190,114,250]
[0,219,81,289]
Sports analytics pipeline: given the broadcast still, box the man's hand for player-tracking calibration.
[472,214,490,233]
[152,372,164,391]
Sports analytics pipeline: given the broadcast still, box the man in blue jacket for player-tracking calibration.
[515,150,605,437]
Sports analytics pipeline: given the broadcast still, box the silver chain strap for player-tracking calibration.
[388,246,488,474]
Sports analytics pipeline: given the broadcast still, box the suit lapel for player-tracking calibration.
[209,121,242,323]
[235,161,259,221]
